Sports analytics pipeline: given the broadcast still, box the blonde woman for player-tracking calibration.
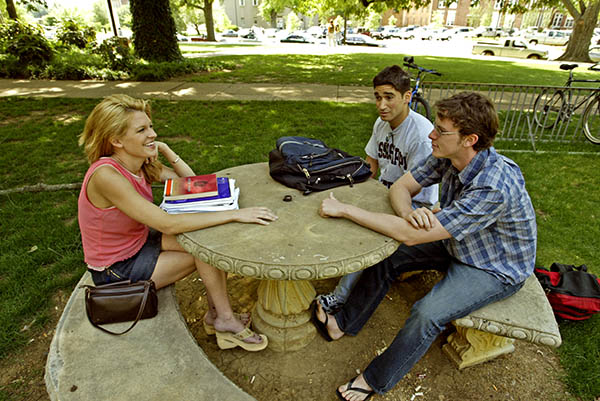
[78,94,276,351]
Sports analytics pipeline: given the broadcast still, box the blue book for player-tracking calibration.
[164,177,231,204]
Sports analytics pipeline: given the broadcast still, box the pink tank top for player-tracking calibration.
[78,158,153,269]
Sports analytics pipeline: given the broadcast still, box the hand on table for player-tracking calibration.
[319,192,346,218]
[235,207,278,225]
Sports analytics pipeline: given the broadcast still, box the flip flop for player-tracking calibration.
[203,312,251,336]
[311,302,334,342]
[215,327,268,351]
[336,376,375,401]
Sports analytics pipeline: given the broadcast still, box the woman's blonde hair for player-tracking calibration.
[79,94,162,182]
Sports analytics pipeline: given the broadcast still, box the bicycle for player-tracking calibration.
[533,63,600,144]
[402,56,442,120]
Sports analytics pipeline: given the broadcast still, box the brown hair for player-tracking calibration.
[373,65,411,94]
[79,94,162,182]
[435,92,498,151]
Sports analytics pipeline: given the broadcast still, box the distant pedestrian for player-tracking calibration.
[327,20,335,47]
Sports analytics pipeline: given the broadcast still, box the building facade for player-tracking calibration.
[220,0,317,29]
[382,0,572,31]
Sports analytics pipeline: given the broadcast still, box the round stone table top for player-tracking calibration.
[177,162,399,281]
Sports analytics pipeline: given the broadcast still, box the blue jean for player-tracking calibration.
[333,270,362,303]
[334,240,524,394]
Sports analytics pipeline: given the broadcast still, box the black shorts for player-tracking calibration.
[89,230,162,286]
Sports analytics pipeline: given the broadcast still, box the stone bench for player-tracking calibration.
[45,272,255,401]
[442,275,562,369]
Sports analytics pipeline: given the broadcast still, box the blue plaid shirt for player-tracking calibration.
[411,148,537,285]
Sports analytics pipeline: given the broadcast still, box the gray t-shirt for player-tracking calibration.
[365,110,438,208]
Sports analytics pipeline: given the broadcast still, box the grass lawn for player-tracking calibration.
[1,61,599,399]
[177,53,599,87]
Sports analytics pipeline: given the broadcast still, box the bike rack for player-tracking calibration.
[524,115,537,153]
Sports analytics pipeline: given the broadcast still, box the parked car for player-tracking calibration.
[472,38,548,59]
[590,46,600,62]
[306,26,326,38]
[239,29,257,40]
[524,29,571,46]
[436,26,474,40]
[371,26,400,39]
[190,34,209,42]
[221,30,238,37]
[472,26,502,38]
[397,26,420,39]
[263,28,281,38]
[420,28,447,40]
[344,34,384,47]
[355,27,372,36]
[280,33,315,44]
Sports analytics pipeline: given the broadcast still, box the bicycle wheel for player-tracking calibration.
[411,94,431,121]
[533,90,564,129]
[583,96,600,144]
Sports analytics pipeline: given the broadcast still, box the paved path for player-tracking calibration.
[0,79,374,103]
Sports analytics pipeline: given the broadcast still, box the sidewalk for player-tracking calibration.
[0,79,373,103]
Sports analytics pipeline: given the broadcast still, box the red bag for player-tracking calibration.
[534,263,600,321]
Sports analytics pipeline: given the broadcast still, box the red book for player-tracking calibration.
[163,174,218,200]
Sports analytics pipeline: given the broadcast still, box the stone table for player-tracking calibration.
[177,162,399,352]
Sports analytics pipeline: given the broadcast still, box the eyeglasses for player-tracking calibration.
[433,123,460,136]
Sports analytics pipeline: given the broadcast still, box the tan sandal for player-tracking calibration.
[216,327,268,351]
[203,312,251,336]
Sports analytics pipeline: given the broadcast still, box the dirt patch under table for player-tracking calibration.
[175,271,573,401]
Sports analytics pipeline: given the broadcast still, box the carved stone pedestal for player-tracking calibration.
[252,280,316,352]
[442,324,515,369]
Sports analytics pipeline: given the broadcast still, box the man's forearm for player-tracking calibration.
[389,183,415,218]
[339,203,408,241]
[339,203,450,246]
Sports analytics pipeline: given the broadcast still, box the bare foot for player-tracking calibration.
[337,374,374,401]
[213,314,263,344]
[316,302,345,340]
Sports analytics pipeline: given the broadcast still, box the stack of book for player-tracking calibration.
[159,174,240,214]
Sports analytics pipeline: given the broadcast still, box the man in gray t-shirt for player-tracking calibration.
[365,112,437,207]
[318,65,439,314]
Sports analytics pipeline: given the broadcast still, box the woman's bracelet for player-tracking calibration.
[172,156,180,164]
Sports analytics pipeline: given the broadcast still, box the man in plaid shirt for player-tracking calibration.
[313,92,537,401]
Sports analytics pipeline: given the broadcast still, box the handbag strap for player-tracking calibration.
[83,280,152,336]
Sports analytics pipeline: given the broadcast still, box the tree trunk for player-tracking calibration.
[203,0,216,41]
[130,0,182,62]
[556,0,600,62]
[5,0,18,20]
[270,9,277,28]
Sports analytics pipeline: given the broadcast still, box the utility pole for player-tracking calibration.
[106,0,120,36]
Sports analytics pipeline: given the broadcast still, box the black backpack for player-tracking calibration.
[268,136,371,195]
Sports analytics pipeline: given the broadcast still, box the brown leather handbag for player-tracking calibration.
[81,280,158,335]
